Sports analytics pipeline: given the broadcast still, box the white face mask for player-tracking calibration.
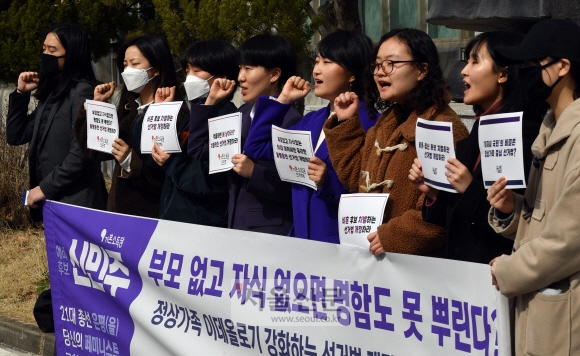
[183,74,213,100]
[122,66,155,93]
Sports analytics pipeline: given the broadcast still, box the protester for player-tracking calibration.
[188,34,301,235]
[487,19,580,355]
[6,23,107,221]
[151,40,238,225]
[75,35,189,218]
[408,31,546,263]
[243,29,377,243]
[324,28,468,256]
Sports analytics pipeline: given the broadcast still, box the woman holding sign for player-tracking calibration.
[151,40,238,225]
[75,35,189,218]
[487,19,580,355]
[188,35,301,235]
[6,23,107,221]
[325,29,468,256]
[408,31,545,263]
[243,29,377,243]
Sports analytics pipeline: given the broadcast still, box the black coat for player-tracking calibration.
[188,102,301,235]
[159,99,237,225]
[74,93,189,218]
[423,115,542,263]
[6,82,107,220]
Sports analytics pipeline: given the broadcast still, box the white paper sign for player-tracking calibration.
[208,112,242,174]
[140,101,183,154]
[339,193,389,249]
[415,118,457,193]
[86,100,119,153]
[271,125,316,190]
[478,111,525,189]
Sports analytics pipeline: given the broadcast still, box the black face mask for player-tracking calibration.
[518,60,562,103]
[40,53,64,79]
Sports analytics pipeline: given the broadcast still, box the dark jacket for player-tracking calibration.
[75,93,188,218]
[244,96,377,243]
[423,111,542,263]
[188,101,301,235]
[159,99,237,225]
[6,82,107,220]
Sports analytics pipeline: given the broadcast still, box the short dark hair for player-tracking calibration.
[465,31,524,115]
[371,28,447,118]
[35,23,96,102]
[180,40,238,82]
[238,34,297,89]
[317,29,376,115]
[116,35,185,116]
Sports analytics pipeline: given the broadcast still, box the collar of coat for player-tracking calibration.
[532,98,580,159]
[382,91,452,144]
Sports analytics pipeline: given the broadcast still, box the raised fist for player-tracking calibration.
[17,72,40,93]
[155,86,176,103]
[94,81,116,102]
[277,76,311,104]
[334,92,359,121]
[205,78,236,105]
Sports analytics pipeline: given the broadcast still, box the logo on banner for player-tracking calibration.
[101,229,125,249]
[96,136,108,149]
[218,153,230,165]
[69,238,130,297]
[289,165,306,178]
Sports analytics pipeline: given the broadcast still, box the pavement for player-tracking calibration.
[0,315,54,356]
[0,344,36,356]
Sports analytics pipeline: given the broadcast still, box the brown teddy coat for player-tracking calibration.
[324,99,468,256]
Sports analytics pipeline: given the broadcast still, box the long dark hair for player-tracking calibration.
[370,28,447,119]
[116,35,185,118]
[465,31,523,115]
[34,23,96,102]
[466,31,549,120]
[317,29,377,115]
[571,63,580,100]
[238,34,297,90]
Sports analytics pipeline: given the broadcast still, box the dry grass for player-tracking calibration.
[0,91,44,324]
[0,91,34,230]
[0,228,48,324]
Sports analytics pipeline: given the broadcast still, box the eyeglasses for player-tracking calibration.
[370,59,419,74]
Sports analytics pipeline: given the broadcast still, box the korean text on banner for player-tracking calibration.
[86,100,119,153]
[43,201,511,356]
[338,193,389,249]
[271,125,316,190]
[478,112,525,189]
[140,101,183,154]
[208,112,242,174]
[416,118,457,193]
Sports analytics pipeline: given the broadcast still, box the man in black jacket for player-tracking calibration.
[6,23,107,220]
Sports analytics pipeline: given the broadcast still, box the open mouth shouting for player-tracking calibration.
[377,79,391,91]
[463,80,471,94]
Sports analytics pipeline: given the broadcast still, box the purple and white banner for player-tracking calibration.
[44,201,510,356]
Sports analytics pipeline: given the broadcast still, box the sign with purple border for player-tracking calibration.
[478,112,526,189]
